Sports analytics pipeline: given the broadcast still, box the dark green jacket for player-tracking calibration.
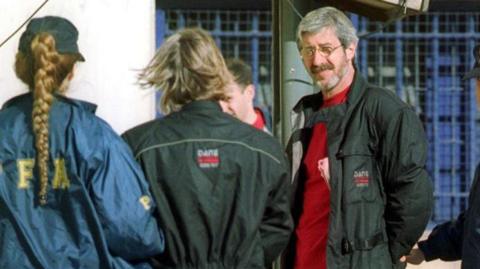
[285,73,433,269]
[123,101,293,269]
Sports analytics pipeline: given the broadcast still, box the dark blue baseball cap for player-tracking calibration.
[464,45,480,80]
[18,16,85,61]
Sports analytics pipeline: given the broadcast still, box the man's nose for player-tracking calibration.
[312,50,328,66]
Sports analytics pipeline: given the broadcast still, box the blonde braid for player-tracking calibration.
[14,33,80,205]
[31,33,60,205]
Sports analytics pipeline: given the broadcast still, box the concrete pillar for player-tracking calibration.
[272,0,314,146]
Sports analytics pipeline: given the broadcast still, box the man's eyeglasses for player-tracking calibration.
[301,44,343,59]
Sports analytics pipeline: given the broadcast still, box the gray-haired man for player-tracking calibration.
[285,6,433,269]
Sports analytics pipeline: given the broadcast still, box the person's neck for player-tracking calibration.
[244,107,258,125]
[322,65,355,100]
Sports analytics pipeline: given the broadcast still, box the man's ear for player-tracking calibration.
[345,41,357,62]
[245,84,255,100]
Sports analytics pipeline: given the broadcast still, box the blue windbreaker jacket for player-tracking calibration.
[0,93,164,269]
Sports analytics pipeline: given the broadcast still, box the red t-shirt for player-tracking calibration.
[294,87,350,269]
[252,108,267,131]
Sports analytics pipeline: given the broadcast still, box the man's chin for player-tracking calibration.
[313,75,328,84]
[315,79,339,93]
[314,81,328,91]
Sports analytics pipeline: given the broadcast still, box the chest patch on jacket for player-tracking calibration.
[197,149,219,168]
[353,170,370,187]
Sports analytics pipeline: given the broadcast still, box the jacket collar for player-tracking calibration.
[292,67,368,114]
[344,69,368,109]
[2,92,98,113]
[180,100,223,113]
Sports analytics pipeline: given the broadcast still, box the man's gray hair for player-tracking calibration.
[297,6,358,50]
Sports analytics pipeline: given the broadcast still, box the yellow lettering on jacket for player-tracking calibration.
[139,195,152,210]
[16,158,70,190]
[17,159,35,189]
[52,158,70,189]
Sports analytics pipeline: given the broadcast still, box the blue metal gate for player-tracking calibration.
[352,12,480,224]
[156,8,480,224]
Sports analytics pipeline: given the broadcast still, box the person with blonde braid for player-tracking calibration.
[0,16,164,269]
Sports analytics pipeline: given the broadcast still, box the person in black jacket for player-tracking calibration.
[284,6,433,269]
[122,27,293,269]
[403,44,480,269]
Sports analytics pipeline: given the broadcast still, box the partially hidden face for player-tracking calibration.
[221,82,254,123]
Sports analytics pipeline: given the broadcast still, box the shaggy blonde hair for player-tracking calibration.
[15,33,81,205]
[138,27,233,114]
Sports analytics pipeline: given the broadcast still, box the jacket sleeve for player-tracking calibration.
[379,107,434,261]
[88,130,164,260]
[418,164,480,262]
[417,213,464,261]
[260,152,294,266]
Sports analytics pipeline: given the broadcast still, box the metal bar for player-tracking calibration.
[414,21,420,115]
[155,9,167,118]
[252,12,260,95]
[233,12,239,58]
[214,11,221,47]
[432,14,441,220]
[434,192,470,197]
[164,30,272,38]
[467,15,477,191]
[356,32,480,39]
[156,9,166,48]
[395,20,404,98]
[453,44,460,216]
[360,16,368,78]
[177,10,185,28]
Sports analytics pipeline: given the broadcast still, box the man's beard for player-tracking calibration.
[313,62,348,93]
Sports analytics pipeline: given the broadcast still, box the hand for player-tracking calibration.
[401,247,426,265]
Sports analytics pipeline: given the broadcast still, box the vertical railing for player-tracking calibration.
[155,9,166,118]
[177,10,185,28]
[358,15,369,77]
[431,14,441,220]
[214,11,221,47]
[251,12,260,92]
[156,9,166,47]
[450,44,459,217]
[395,20,404,98]
[467,14,477,188]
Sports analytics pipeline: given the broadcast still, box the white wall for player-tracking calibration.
[0,0,156,134]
